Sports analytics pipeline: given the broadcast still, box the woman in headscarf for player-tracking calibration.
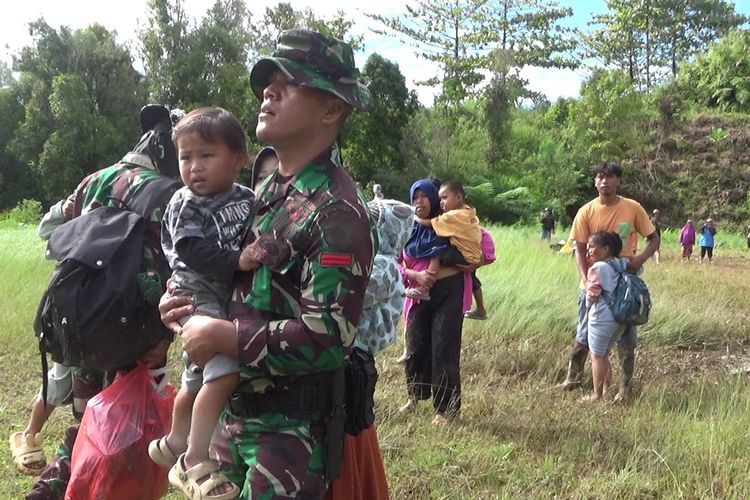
[397,179,472,425]
[679,219,696,262]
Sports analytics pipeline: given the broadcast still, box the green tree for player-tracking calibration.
[484,49,525,168]
[0,61,13,88]
[369,0,577,107]
[35,74,95,199]
[586,0,746,89]
[342,54,418,188]
[140,0,254,109]
[656,0,746,78]
[9,19,145,203]
[0,87,36,209]
[250,2,362,59]
[677,30,750,113]
[139,0,192,105]
[569,69,649,164]
[405,102,490,185]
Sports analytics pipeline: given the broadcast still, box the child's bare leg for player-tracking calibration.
[590,353,608,400]
[185,373,239,465]
[16,396,55,470]
[407,257,440,300]
[416,257,440,294]
[184,372,239,494]
[24,396,55,437]
[164,389,195,455]
[602,356,612,396]
[473,288,486,316]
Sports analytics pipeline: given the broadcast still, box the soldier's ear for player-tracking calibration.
[321,97,347,125]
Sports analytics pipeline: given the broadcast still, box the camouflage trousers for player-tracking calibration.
[210,409,329,499]
[26,368,111,500]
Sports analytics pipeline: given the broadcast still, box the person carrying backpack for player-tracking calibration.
[558,162,659,403]
[583,231,645,401]
[26,104,181,500]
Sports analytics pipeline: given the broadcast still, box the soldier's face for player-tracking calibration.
[256,70,332,147]
[176,132,245,196]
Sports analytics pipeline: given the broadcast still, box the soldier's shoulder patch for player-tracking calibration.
[320,253,353,267]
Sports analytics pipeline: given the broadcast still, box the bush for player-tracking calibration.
[3,199,43,226]
[678,30,750,113]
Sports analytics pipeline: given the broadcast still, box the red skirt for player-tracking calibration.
[326,425,389,500]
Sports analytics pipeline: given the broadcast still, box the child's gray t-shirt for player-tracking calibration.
[161,183,254,306]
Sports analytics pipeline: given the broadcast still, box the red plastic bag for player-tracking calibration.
[66,364,175,500]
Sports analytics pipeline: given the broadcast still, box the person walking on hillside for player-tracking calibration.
[699,218,717,263]
[558,162,659,402]
[650,209,663,263]
[679,219,696,262]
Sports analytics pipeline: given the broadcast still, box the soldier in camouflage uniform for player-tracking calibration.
[161,30,375,499]
[26,105,180,500]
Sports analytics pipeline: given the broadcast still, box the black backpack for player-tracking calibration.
[34,176,179,371]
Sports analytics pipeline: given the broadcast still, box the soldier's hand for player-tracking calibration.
[159,282,194,334]
[62,194,76,219]
[238,245,261,271]
[181,315,238,367]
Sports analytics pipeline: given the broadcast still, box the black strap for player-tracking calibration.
[40,345,49,410]
[128,176,180,217]
[228,373,336,420]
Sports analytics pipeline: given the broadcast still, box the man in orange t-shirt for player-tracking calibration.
[559,162,659,402]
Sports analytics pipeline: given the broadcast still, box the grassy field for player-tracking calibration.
[2,224,750,498]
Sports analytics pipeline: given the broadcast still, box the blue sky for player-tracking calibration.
[2,0,748,104]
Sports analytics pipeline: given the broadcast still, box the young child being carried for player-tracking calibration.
[148,107,289,499]
[584,231,630,401]
[405,180,482,301]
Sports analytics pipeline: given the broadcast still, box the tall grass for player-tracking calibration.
[2,225,750,498]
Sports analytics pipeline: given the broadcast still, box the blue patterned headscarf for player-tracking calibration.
[404,179,449,259]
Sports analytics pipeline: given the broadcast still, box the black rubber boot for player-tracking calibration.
[614,350,635,403]
[558,342,588,390]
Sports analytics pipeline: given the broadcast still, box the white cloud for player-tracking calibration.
[519,66,590,102]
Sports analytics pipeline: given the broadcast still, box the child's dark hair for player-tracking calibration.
[590,231,622,257]
[172,107,247,156]
[594,161,623,178]
[442,180,465,197]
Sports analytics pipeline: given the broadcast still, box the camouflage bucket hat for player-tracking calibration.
[250,29,371,111]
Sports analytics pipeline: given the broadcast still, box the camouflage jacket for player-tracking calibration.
[231,145,376,393]
[71,152,179,303]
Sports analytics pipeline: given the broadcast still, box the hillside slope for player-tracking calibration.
[622,113,750,231]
